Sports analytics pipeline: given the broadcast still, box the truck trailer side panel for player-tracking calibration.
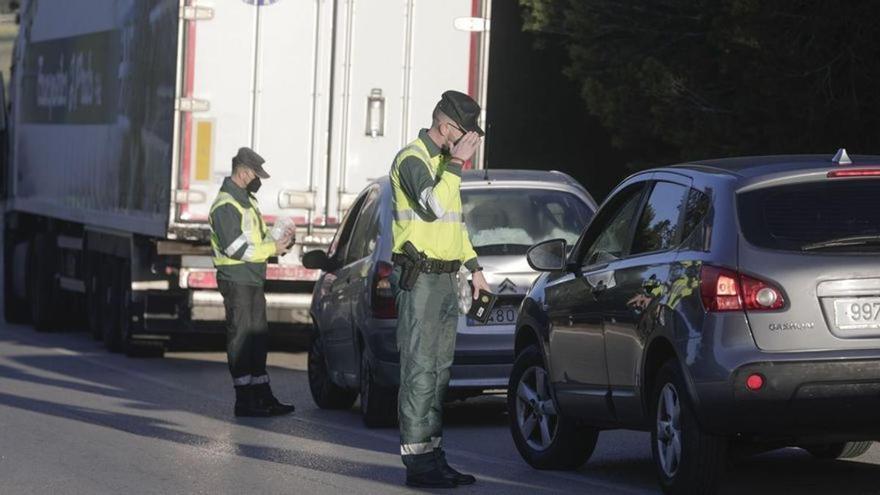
[12,0,178,238]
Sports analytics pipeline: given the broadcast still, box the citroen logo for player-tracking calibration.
[498,278,518,294]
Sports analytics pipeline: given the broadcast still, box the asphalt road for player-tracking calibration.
[2,324,880,494]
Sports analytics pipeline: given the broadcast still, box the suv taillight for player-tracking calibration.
[700,265,785,312]
[371,261,397,319]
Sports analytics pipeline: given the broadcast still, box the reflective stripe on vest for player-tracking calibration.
[390,138,470,261]
[209,191,270,266]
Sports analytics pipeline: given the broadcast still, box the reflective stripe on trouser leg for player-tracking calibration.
[397,271,459,460]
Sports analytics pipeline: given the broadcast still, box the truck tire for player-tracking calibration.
[651,360,727,495]
[28,233,60,331]
[307,330,357,409]
[360,347,398,428]
[100,259,122,352]
[805,441,873,460]
[4,233,30,324]
[508,345,599,470]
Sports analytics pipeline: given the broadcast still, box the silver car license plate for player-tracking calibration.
[468,306,518,326]
[834,298,880,330]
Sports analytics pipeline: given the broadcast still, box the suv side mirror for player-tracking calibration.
[302,250,333,271]
[527,239,568,272]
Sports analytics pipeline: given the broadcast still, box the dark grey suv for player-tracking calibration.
[509,151,880,494]
[303,170,596,427]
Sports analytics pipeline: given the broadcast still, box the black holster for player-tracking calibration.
[396,241,425,291]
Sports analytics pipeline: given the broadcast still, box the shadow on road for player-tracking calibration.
[5,326,880,494]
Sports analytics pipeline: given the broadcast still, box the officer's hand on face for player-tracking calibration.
[451,131,482,163]
[471,270,491,299]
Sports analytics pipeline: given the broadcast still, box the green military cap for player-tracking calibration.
[436,90,484,136]
[232,147,270,179]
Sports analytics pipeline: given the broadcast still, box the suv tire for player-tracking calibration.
[651,360,727,495]
[508,345,599,470]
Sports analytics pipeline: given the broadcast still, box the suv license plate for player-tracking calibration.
[834,298,880,330]
[468,306,517,326]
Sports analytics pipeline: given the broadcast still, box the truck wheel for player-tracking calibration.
[360,347,397,428]
[805,441,873,460]
[307,330,357,409]
[28,233,59,331]
[508,345,598,470]
[651,360,727,495]
[100,260,122,352]
[4,233,30,324]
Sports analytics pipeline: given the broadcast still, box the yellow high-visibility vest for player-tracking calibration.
[390,138,477,263]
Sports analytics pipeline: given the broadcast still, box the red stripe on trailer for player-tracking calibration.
[466,0,481,170]
[468,0,479,99]
[180,1,198,220]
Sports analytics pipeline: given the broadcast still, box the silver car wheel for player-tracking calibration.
[515,365,559,451]
[656,383,682,478]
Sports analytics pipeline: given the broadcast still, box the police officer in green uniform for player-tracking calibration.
[210,147,297,417]
[390,91,492,488]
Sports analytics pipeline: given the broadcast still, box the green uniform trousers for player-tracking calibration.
[218,280,270,386]
[393,266,459,473]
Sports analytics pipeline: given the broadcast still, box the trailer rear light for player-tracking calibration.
[187,270,217,289]
[372,261,397,319]
[827,169,880,178]
[266,265,320,282]
[700,265,785,312]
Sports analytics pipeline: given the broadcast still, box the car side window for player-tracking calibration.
[577,184,646,267]
[346,187,381,263]
[327,194,367,261]
[680,187,712,251]
[630,181,689,256]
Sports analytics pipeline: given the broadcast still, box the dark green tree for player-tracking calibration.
[519,0,880,171]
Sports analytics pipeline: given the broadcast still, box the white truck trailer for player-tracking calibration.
[2,0,491,355]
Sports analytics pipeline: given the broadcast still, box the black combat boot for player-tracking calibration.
[233,385,273,417]
[406,467,458,489]
[404,451,457,488]
[253,383,296,416]
[435,448,476,485]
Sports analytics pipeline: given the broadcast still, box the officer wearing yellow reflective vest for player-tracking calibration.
[209,147,296,417]
[390,91,492,488]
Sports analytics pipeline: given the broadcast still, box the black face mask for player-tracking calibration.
[246,177,262,194]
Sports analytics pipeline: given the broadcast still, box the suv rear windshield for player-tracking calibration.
[462,188,594,256]
[738,180,880,252]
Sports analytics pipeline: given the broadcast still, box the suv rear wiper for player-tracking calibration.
[801,235,880,251]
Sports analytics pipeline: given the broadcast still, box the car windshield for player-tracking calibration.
[461,188,594,256]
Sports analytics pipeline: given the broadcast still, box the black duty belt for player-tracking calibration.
[392,253,461,274]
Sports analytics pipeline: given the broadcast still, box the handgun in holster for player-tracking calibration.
[399,241,425,291]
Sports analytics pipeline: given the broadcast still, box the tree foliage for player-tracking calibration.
[519,0,880,169]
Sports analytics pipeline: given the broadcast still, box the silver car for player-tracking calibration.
[303,170,596,426]
[510,150,880,494]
